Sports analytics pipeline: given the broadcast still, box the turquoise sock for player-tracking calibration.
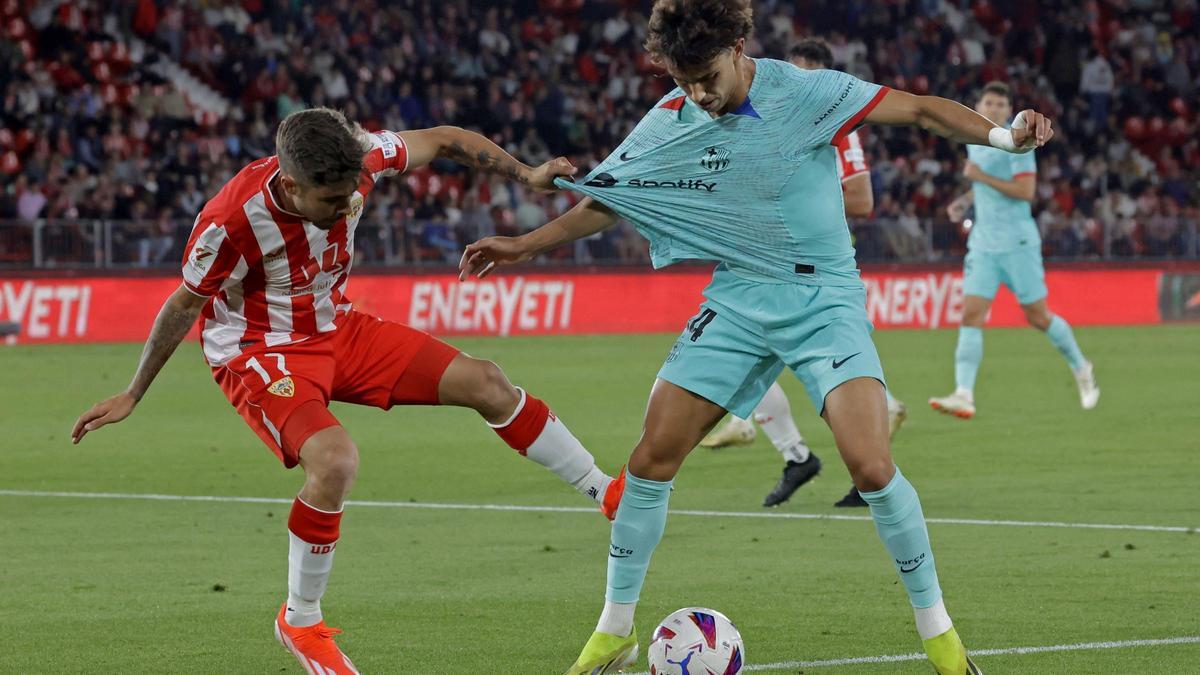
[860,467,943,608]
[606,471,673,603]
[1046,314,1086,370]
[954,326,983,392]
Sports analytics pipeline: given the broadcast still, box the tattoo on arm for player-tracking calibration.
[128,299,202,401]
[443,140,529,185]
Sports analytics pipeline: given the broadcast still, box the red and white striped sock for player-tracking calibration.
[285,497,342,628]
[490,388,612,503]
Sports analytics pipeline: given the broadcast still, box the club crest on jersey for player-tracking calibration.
[699,145,731,173]
[347,193,364,223]
[268,376,295,398]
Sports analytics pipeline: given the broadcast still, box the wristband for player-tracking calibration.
[988,111,1033,153]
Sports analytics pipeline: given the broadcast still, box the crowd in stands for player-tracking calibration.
[1,0,1196,268]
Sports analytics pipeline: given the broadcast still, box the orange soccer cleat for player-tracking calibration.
[274,603,360,674]
[601,466,627,521]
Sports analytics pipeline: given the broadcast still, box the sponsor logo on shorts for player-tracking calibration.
[268,376,295,397]
[665,340,684,363]
[832,352,861,369]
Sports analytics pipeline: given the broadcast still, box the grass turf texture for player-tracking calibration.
[2,325,1198,673]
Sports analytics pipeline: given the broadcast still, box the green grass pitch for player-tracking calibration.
[2,325,1198,672]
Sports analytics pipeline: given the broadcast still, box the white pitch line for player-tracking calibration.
[0,489,1196,534]
[630,635,1200,673]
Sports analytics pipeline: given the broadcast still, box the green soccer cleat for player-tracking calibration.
[923,626,982,674]
[564,628,639,675]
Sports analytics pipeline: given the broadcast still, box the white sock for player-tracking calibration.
[914,598,954,640]
[752,382,809,462]
[491,388,611,502]
[954,387,974,404]
[596,599,637,637]
[885,389,898,408]
[286,531,337,628]
[571,464,614,504]
[284,497,342,628]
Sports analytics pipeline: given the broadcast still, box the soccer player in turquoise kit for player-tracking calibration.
[461,1,1053,671]
[930,81,1099,419]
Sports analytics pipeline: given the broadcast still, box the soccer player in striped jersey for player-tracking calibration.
[930,81,1099,418]
[71,108,622,674]
[459,0,1053,670]
[699,38,908,510]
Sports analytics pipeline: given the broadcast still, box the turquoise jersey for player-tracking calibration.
[557,58,886,286]
[966,142,1039,252]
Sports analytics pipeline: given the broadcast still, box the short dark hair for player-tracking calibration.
[644,0,754,70]
[789,38,833,69]
[275,107,370,187]
[980,81,1012,103]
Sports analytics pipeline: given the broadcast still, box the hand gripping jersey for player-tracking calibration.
[558,59,888,286]
[180,131,409,366]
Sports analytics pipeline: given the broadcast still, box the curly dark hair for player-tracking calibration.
[644,0,754,70]
[789,38,834,69]
[275,107,370,187]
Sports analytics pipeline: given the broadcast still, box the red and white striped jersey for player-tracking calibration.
[835,129,869,183]
[181,130,409,366]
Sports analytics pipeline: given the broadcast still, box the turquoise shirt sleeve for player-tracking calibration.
[788,69,885,149]
[1010,149,1037,176]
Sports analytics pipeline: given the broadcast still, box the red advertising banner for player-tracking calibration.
[0,266,1169,344]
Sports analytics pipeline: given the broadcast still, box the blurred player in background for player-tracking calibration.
[931,82,1099,419]
[459,0,1058,669]
[71,108,619,674]
[699,38,907,510]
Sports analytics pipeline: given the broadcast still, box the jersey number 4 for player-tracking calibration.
[687,308,717,342]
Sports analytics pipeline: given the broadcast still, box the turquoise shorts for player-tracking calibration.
[657,265,885,418]
[962,247,1048,305]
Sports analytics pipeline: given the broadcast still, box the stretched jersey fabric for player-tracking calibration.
[557,59,888,285]
[966,140,1038,252]
[836,129,869,183]
[181,130,409,366]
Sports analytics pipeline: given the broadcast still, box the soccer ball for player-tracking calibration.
[647,607,744,675]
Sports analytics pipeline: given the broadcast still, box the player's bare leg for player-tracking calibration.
[277,425,360,674]
[1021,298,1098,409]
[436,353,619,514]
[837,388,906,508]
[823,377,977,673]
[931,294,988,418]
[568,380,726,674]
